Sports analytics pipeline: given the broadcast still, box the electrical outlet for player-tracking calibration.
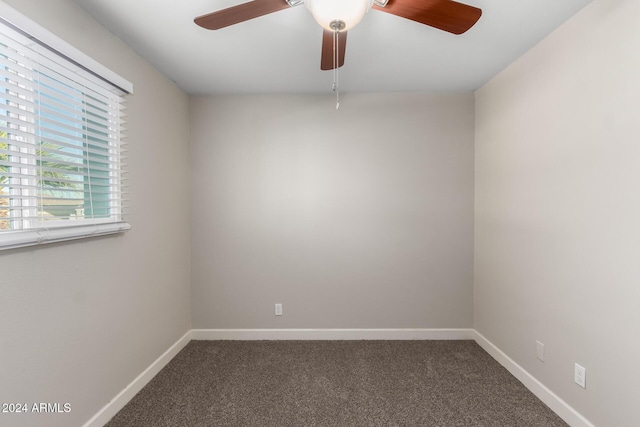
[536,341,545,362]
[574,363,586,388]
[274,303,283,316]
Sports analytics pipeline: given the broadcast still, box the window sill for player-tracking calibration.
[0,222,131,251]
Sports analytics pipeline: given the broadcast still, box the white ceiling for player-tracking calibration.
[73,0,592,94]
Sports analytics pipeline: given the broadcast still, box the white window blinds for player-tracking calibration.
[0,16,130,250]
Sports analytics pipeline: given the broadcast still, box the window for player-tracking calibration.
[0,9,131,250]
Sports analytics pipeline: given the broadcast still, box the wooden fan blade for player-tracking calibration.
[321,30,347,70]
[195,0,291,30]
[373,0,482,35]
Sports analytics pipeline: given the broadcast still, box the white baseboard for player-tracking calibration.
[83,328,593,427]
[82,330,192,427]
[473,331,595,427]
[190,328,475,341]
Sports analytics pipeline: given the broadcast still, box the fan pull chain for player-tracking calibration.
[333,28,340,110]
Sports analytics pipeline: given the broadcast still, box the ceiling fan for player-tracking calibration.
[194,0,482,71]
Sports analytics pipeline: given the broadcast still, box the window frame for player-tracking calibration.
[0,3,132,251]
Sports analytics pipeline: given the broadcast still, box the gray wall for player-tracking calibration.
[0,1,191,426]
[191,93,475,329]
[474,0,640,425]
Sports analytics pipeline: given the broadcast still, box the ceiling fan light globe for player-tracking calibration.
[305,0,374,31]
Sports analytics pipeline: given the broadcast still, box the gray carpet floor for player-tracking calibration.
[106,340,567,426]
